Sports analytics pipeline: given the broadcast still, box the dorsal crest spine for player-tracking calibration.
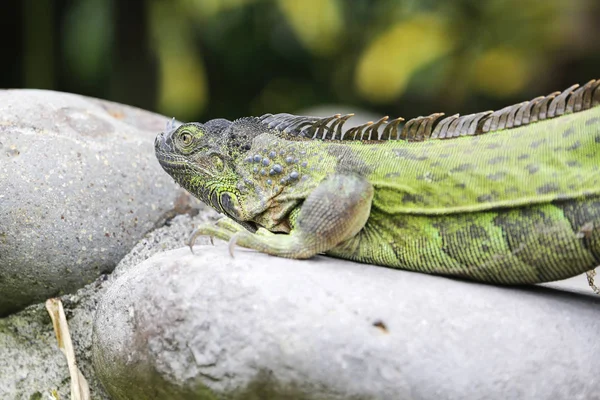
[258,79,600,142]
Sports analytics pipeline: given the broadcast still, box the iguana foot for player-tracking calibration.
[188,217,275,254]
[189,218,245,253]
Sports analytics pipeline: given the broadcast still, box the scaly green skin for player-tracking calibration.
[155,82,600,285]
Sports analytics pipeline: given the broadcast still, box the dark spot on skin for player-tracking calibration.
[530,139,547,148]
[487,172,506,181]
[566,141,581,151]
[401,193,424,204]
[477,193,497,203]
[450,163,474,173]
[595,135,600,143]
[562,128,575,137]
[481,244,490,253]
[372,320,388,333]
[504,186,519,194]
[566,160,581,168]
[488,156,507,165]
[469,225,487,239]
[430,161,442,167]
[585,117,599,126]
[393,148,428,161]
[517,154,530,160]
[327,145,372,175]
[525,164,539,174]
[537,183,560,194]
[454,182,466,189]
[486,142,502,149]
[385,172,401,178]
[301,161,308,167]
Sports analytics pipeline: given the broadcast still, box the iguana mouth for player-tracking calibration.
[154,132,188,174]
[155,150,189,173]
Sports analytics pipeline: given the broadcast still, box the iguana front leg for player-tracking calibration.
[190,174,374,258]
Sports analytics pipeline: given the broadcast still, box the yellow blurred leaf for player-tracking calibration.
[277,0,343,56]
[150,0,208,119]
[182,0,256,19]
[156,49,208,119]
[355,15,455,103]
[473,47,531,98]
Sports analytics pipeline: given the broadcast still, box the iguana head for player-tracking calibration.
[154,117,269,214]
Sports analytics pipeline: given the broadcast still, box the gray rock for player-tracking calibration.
[0,89,197,316]
[0,213,217,400]
[92,245,600,400]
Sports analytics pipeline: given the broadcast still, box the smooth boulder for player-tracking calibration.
[0,89,195,316]
[92,245,600,400]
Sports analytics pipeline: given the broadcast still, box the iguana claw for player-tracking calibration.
[187,218,248,254]
[228,233,239,258]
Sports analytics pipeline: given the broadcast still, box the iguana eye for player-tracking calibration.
[180,131,193,146]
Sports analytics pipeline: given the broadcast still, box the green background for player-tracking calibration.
[4,0,600,123]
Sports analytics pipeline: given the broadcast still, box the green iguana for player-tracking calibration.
[155,79,600,289]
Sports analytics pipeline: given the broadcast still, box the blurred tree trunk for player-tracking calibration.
[22,0,55,90]
[0,1,23,88]
[110,0,157,111]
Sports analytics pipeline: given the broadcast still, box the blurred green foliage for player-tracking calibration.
[9,0,600,122]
